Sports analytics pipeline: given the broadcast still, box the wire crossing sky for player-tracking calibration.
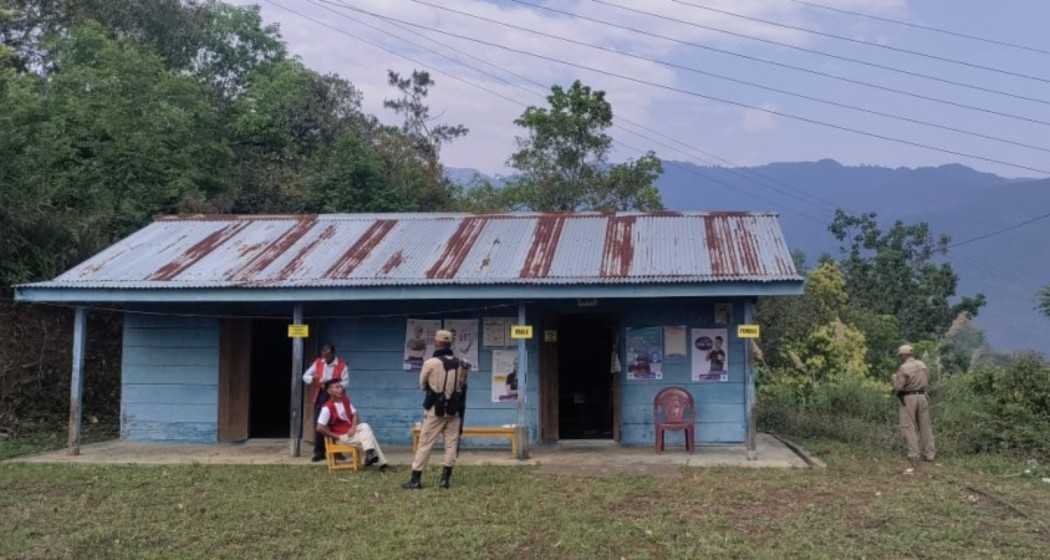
[236,0,1050,178]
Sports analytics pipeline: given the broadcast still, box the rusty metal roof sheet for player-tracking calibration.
[25,212,803,289]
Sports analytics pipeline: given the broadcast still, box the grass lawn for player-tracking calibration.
[1,440,1048,559]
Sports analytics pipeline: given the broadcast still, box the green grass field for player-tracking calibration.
[1,439,1048,559]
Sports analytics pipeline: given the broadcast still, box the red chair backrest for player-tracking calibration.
[654,387,695,425]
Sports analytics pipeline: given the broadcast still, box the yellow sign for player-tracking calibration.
[287,324,310,338]
[737,324,761,339]
[510,325,533,340]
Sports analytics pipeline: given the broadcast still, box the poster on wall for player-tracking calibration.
[444,319,479,369]
[491,349,519,402]
[714,303,731,326]
[691,328,729,382]
[625,327,664,380]
[403,319,441,370]
[664,326,688,361]
[483,317,514,347]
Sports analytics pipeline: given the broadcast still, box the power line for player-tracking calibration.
[592,0,1050,107]
[504,0,1050,128]
[306,0,834,218]
[671,0,1050,84]
[947,211,1050,249]
[785,0,1050,57]
[324,0,1050,176]
[405,0,1050,155]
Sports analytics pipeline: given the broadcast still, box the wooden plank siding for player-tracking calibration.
[120,314,220,442]
[115,298,751,446]
[617,300,749,444]
[317,312,540,447]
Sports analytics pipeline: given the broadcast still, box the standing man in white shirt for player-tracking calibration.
[316,379,388,470]
[303,343,349,462]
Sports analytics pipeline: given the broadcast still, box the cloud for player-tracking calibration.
[739,103,780,133]
[235,0,922,173]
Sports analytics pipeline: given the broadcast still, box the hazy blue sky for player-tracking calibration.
[240,1,1050,178]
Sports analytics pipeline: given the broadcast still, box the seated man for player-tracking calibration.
[316,379,388,471]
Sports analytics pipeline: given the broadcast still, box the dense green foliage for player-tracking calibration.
[755,213,1046,457]
[497,80,663,212]
[0,0,466,292]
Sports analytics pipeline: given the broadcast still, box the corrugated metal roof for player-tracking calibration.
[25,212,803,289]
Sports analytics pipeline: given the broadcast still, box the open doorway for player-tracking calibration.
[557,315,614,439]
[249,320,292,438]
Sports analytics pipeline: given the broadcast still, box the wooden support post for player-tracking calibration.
[68,306,87,456]
[745,301,757,460]
[289,304,304,457]
[515,302,530,459]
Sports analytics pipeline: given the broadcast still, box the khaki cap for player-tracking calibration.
[897,344,914,356]
[435,330,453,343]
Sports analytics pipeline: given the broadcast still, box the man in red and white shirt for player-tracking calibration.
[303,343,349,461]
[316,379,388,470]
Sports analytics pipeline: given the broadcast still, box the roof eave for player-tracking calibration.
[14,281,804,304]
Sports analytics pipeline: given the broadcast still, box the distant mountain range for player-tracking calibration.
[448,160,1050,353]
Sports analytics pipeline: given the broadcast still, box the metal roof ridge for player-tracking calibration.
[153,210,783,222]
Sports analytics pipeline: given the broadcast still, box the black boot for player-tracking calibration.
[439,466,453,489]
[401,470,423,490]
[365,449,379,467]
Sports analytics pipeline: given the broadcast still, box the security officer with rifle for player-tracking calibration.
[403,329,469,490]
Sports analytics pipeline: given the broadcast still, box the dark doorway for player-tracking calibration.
[249,320,292,438]
[557,315,614,439]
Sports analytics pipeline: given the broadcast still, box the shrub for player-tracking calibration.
[939,354,1050,456]
[758,374,897,448]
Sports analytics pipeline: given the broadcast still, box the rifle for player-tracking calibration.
[456,362,469,457]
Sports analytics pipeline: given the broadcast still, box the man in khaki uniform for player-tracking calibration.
[402,329,469,490]
[892,344,936,471]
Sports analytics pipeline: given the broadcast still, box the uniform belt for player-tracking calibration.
[899,390,926,396]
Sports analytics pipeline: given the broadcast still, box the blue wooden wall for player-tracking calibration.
[120,314,219,442]
[319,313,540,447]
[116,298,751,447]
[617,300,750,445]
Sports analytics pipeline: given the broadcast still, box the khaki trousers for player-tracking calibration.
[335,423,388,466]
[411,413,462,470]
[899,394,936,461]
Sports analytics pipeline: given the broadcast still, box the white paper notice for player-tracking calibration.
[444,319,479,369]
[664,326,688,360]
[483,317,513,348]
[491,349,519,403]
[403,319,441,370]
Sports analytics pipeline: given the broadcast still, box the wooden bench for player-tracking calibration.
[324,437,362,472]
[411,424,520,458]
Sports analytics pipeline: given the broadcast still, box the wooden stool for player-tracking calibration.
[324,437,362,472]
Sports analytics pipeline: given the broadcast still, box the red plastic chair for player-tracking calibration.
[654,387,696,453]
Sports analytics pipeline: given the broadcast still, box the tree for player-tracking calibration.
[384,70,466,170]
[1040,284,1050,319]
[0,22,229,289]
[502,80,662,212]
[829,210,985,343]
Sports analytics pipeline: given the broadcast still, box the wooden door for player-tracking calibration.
[301,334,320,444]
[218,319,251,442]
[539,312,560,443]
[609,320,622,443]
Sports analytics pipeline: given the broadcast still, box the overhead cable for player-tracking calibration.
[591,0,1050,107]
[671,0,1050,84]
[785,0,1050,57]
[320,1,1050,175]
